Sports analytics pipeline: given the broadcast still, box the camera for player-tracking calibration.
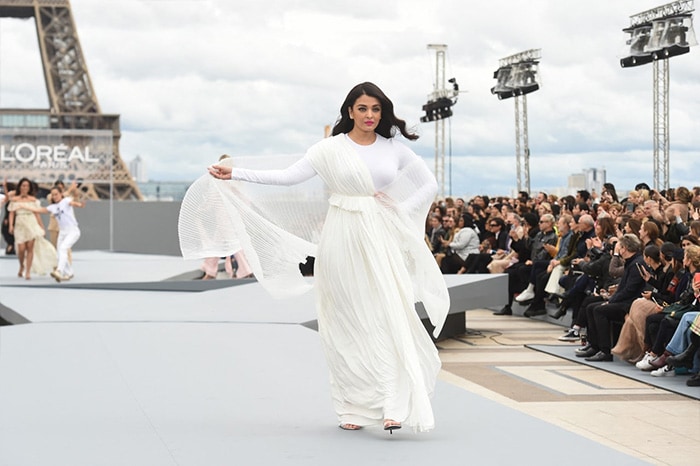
[587,247,604,261]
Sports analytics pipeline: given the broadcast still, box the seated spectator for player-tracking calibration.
[574,234,646,361]
[642,200,665,225]
[624,218,643,238]
[671,186,693,222]
[648,311,699,379]
[427,213,446,257]
[664,205,690,245]
[558,234,616,341]
[465,216,508,274]
[689,220,700,238]
[640,220,664,248]
[441,215,481,274]
[682,235,700,248]
[572,201,591,218]
[601,183,620,203]
[494,213,556,316]
[434,215,456,267]
[512,214,559,306]
[612,243,685,363]
[521,214,575,317]
[637,245,700,371]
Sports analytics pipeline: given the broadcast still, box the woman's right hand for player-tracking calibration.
[208,164,232,180]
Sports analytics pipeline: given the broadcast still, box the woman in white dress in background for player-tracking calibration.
[181,82,449,433]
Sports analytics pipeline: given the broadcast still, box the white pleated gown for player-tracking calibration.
[179,134,449,432]
[306,139,441,430]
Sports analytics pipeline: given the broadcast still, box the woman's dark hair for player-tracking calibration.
[16,177,35,196]
[461,214,474,229]
[626,218,642,238]
[643,244,661,263]
[602,183,619,202]
[331,82,418,140]
[596,216,616,240]
[642,220,663,247]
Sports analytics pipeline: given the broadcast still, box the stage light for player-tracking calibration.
[491,66,514,100]
[620,0,697,192]
[491,52,541,100]
[420,97,454,123]
[621,25,654,67]
[490,48,541,194]
[620,5,697,68]
[509,61,540,96]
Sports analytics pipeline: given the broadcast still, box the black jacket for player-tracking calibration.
[609,252,646,305]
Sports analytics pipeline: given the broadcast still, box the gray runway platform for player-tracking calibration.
[0,252,649,466]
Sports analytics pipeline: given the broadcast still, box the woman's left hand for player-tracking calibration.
[208,164,232,180]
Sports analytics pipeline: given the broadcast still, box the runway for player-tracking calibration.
[0,251,649,465]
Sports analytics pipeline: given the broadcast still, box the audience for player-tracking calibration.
[426,182,700,386]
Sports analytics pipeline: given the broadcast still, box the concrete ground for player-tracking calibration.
[1,251,697,465]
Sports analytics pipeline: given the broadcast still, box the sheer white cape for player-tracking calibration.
[178,136,449,337]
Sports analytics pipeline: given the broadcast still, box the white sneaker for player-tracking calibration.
[650,365,675,377]
[636,352,655,371]
[515,288,535,302]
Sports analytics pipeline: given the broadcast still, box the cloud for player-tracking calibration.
[1,0,698,198]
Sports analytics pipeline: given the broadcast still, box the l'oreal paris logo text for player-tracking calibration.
[0,143,100,167]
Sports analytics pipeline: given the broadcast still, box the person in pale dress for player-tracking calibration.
[18,183,84,282]
[193,82,449,433]
[7,178,57,280]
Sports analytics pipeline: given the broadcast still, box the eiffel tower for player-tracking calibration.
[0,0,142,200]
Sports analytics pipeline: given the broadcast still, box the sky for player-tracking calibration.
[0,0,698,199]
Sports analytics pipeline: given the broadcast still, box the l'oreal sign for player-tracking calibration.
[0,143,100,168]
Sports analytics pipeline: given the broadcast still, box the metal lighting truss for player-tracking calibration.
[421,44,458,198]
[492,48,541,194]
[621,0,696,192]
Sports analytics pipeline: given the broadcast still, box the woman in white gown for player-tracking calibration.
[182,82,449,433]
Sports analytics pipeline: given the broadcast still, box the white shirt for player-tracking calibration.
[46,197,79,230]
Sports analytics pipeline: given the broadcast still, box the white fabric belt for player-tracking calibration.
[328,193,376,212]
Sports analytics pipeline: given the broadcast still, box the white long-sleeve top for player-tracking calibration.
[229,134,418,190]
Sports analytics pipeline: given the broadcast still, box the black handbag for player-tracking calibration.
[662,301,695,319]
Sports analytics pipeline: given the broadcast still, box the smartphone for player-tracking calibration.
[636,262,645,274]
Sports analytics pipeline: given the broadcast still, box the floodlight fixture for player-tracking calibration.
[491,48,541,194]
[620,0,696,191]
[491,49,541,100]
[420,44,459,198]
[620,1,696,67]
